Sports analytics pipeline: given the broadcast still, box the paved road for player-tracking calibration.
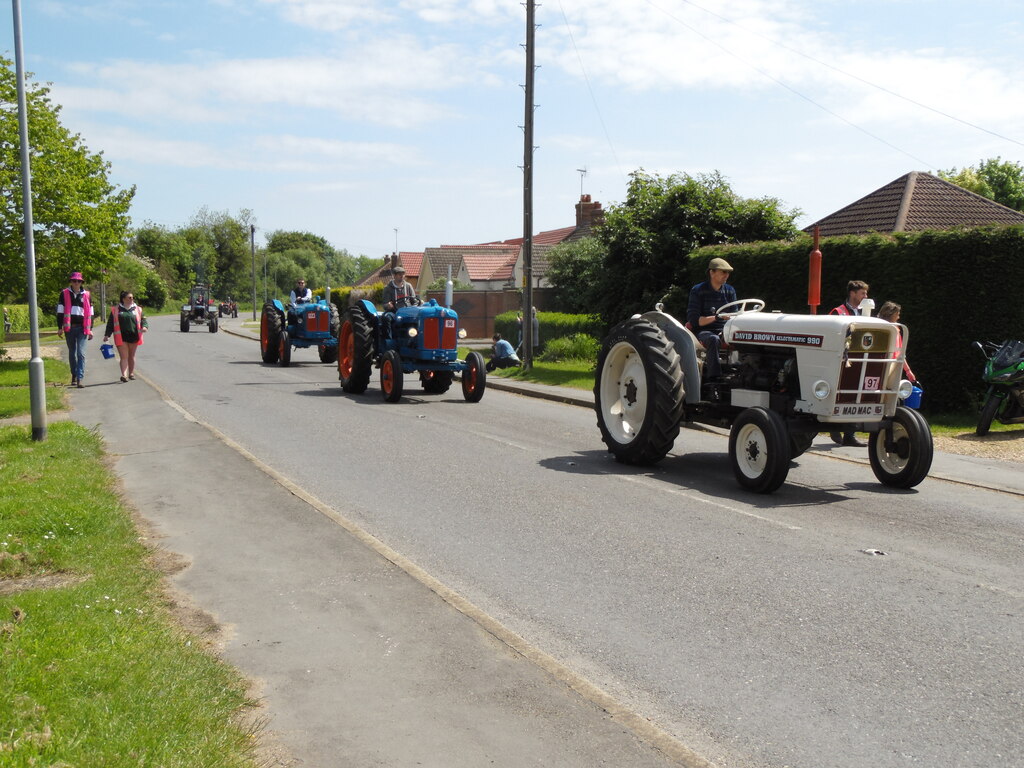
[70,315,1024,768]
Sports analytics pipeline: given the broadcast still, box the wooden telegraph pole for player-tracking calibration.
[521,0,536,368]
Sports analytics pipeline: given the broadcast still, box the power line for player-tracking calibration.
[673,0,1024,149]
[640,0,936,167]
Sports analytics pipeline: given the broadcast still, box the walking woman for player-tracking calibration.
[103,291,148,382]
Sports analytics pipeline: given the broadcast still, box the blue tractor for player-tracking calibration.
[260,297,339,366]
[337,298,486,402]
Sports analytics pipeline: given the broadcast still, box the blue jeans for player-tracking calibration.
[64,326,89,381]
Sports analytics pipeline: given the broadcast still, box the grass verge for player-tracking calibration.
[0,422,260,767]
[0,359,70,419]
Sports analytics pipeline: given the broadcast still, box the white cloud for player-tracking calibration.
[257,0,396,29]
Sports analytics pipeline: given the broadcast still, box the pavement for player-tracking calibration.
[10,316,1021,768]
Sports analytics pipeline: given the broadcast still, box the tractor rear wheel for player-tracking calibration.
[729,407,790,493]
[421,370,453,394]
[260,303,281,364]
[869,406,933,488]
[381,349,403,402]
[461,352,486,402]
[278,330,291,367]
[594,317,684,465]
[339,307,373,393]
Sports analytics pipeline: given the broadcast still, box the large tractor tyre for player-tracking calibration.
[260,304,282,364]
[461,351,486,402]
[594,317,685,466]
[380,349,404,402]
[209,315,218,333]
[219,307,225,317]
[328,304,341,339]
[180,314,190,332]
[869,406,933,489]
[789,432,815,459]
[278,330,292,367]
[976,390,1004,436]
[729,407,791,494]
[421,370,453,394]
[338,308,373,393]
[318,344,339,364]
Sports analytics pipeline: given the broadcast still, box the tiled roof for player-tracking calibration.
[805,171,1024,236]
[423,247,466,279]
[398,251,423,278]
[491,224,577,247]
[430,244,519,282]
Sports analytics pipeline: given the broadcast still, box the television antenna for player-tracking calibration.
[576,166,588,196]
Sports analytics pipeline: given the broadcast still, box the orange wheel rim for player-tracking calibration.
[382,360,394,394]
[338,322,353,378]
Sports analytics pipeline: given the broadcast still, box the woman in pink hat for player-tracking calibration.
[55,270,94,388]
[103,290,147,382]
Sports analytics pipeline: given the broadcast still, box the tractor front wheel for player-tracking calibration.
[339,307,373,393]
[869,406,933,488]
[381,349,403,402]
[461,352,486,402]
[209,315,218,333]
[260,304,282,364]
[594,317,684,465]
[278,331,291,367]
[729,407,791,493]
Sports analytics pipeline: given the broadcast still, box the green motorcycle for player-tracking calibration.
[971,339,1024,436]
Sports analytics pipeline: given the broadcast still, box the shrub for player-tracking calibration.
[539,333,600,362]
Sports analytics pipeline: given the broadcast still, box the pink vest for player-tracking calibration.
[61,288,92,333]
[110,305,144,346]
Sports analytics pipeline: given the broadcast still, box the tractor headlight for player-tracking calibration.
[458,329,467,339]
[813,380,831,400]
[897,379,913,399]
[406,327,418,338]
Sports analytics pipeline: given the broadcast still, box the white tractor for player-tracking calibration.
[594,299,933,493]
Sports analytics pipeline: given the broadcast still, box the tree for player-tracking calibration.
[591,170,800,325]
[0,56,135,300]
[545,237,605,314]
[938,157,1024,211]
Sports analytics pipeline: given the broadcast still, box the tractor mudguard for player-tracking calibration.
[270,298,286,314]
[640,310,703,405]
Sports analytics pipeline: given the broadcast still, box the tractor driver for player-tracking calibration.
[687,257,737,381]
[290,279,312,306]
[382,265,418,339]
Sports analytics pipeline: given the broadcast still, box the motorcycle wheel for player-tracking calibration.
[976,391,1004,436]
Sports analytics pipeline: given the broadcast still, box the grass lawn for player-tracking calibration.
[0,422,260,767]
[0,359,70,419]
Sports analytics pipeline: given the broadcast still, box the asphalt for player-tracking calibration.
[13,316,1021,768]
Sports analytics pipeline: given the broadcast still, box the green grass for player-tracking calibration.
[0,422,260,767]
[491,359,596,390]
[0,359,70,419]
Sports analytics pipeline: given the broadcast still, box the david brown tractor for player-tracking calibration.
[260,296,340,366]
[337,298,486,403]
[594,298,933,493]
[180,284,218,333]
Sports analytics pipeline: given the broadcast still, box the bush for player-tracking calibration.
[538,333,600,362]
[493,310,603,350]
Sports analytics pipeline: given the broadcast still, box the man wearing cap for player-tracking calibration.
[381,265,417,339]
[828,280,870,446]
[56,271,95,388]
[686,257,737,381]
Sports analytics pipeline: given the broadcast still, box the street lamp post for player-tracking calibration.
[12,0,46,440]
[250,224,257,320]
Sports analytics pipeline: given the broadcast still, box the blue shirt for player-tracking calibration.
[687,280,737,335]
[493,338,519,361]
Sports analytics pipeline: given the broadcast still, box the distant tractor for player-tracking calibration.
[260,296,340,366]
[219,298,238,318]
[180,284,218,333]
[338,298,485,403]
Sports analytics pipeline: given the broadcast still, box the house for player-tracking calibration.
[804,171,1024,237]
[354,251,424,289]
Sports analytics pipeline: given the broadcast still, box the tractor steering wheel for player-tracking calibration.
[716,298,765,318]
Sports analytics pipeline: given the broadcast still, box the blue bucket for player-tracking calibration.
[904,385,922,409]
[100,343,115,360]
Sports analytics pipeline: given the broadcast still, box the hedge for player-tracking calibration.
[493,310,603,349]
[662,226,1024,413]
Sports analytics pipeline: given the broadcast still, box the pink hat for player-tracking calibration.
[68,271,84,281]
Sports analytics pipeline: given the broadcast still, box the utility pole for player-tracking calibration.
[12,0,46,440]
[250,224,257,320]
[521,0,536,369]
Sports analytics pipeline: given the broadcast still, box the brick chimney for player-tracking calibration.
[575,194,604,230]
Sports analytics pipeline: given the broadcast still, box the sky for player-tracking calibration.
[4,0,1024,260]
